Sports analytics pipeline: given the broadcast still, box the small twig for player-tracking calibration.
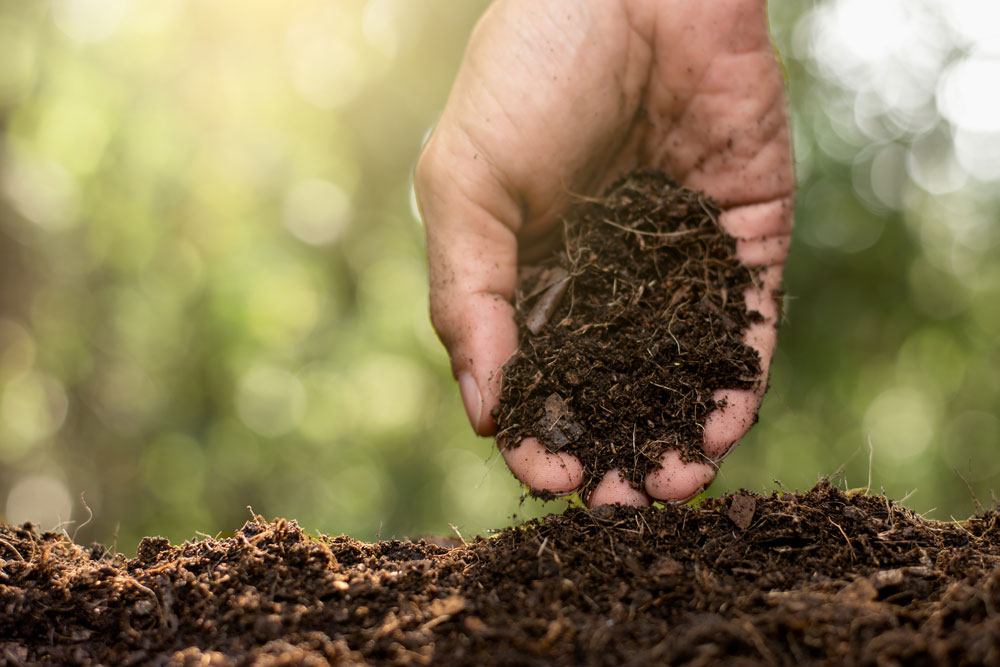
[0,537,25,562]
[601,218,699,238]
[666,329,682,354]
[828,518,856,559]
[560,179,606,204]
[127,578,165,621]
[73,493,94,543]
[536,536,549,558]
[52,518,74,536]
[448,523,468,547]
[955,468,985,515]
[109,522,120,558]
[865,435,874,495]
[950,517,980,540]
[697,196,719,225]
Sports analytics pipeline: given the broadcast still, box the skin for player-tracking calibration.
[415,0,794,506]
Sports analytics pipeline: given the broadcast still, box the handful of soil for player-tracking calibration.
[496,169,764,497]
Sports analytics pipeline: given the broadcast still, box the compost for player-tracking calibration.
[496,169,763,496]
[4,482,1000,665]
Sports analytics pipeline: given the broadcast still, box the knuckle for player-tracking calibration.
[427,297,456,346]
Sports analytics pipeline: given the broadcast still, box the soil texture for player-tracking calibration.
[4,482,1000,665]
[496,169,763,496]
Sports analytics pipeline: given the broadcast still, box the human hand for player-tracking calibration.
[415,0,793,506]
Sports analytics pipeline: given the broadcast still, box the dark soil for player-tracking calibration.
[4,482,1000,665]
[496,169,763,497]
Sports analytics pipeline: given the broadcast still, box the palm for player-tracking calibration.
[417,0,793,505]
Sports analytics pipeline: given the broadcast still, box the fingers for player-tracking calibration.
[642,0,795,209]
[589,469,651,507]
[638,0,794,470]
[415,0,644,435]
[422,0,794,498]
[648,263,781,493]
[703,389,759,460]
[645,449,716,502]
[702,263,784,458]
[415,127,525,434]
[720,198,794,267]
[701,201,790,458]
[499,437,584,494]
[638,0,793,473]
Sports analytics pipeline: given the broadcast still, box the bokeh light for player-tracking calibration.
[5,473,72,529]
[1,0,999,552]
[721,0,1000,515]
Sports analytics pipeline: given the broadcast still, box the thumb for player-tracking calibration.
[415,140,522,436]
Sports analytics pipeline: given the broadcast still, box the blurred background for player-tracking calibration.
[0,0,997,551]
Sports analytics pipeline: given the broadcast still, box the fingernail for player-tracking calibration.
[714,439,740,462]
[458,372,483,432]
[664,486,706,505]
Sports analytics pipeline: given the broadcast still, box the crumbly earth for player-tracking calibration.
[3,482,1000,665]
[496,169,763,497]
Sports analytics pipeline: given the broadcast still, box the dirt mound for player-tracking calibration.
[3,482,1000,665]
[497,169,762,497]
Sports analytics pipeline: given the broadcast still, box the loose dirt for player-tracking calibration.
[4,482,1000,665]
[496,169,763,497]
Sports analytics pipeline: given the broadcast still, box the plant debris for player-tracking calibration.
[496,169,763,496]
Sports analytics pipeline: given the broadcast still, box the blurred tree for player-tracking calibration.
[0,0,997,551]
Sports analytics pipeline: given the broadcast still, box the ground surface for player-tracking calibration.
[3,482,1000,665]
[497,169,762,497]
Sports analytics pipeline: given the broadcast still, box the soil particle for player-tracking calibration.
[728,492,757,530]
[4,482,1000,665]
[496,169,763,497]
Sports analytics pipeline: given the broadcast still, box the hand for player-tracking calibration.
[415,0,793,506]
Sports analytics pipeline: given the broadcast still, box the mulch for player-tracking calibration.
[3,481,1000,665]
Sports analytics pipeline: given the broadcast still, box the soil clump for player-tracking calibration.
[4,482,1000,665]
[496,169,763,496]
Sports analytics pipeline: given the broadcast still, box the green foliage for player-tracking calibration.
[0,0,997,551]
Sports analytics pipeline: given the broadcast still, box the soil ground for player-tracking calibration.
[4,482,1000,665]
[497,169,763,498]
